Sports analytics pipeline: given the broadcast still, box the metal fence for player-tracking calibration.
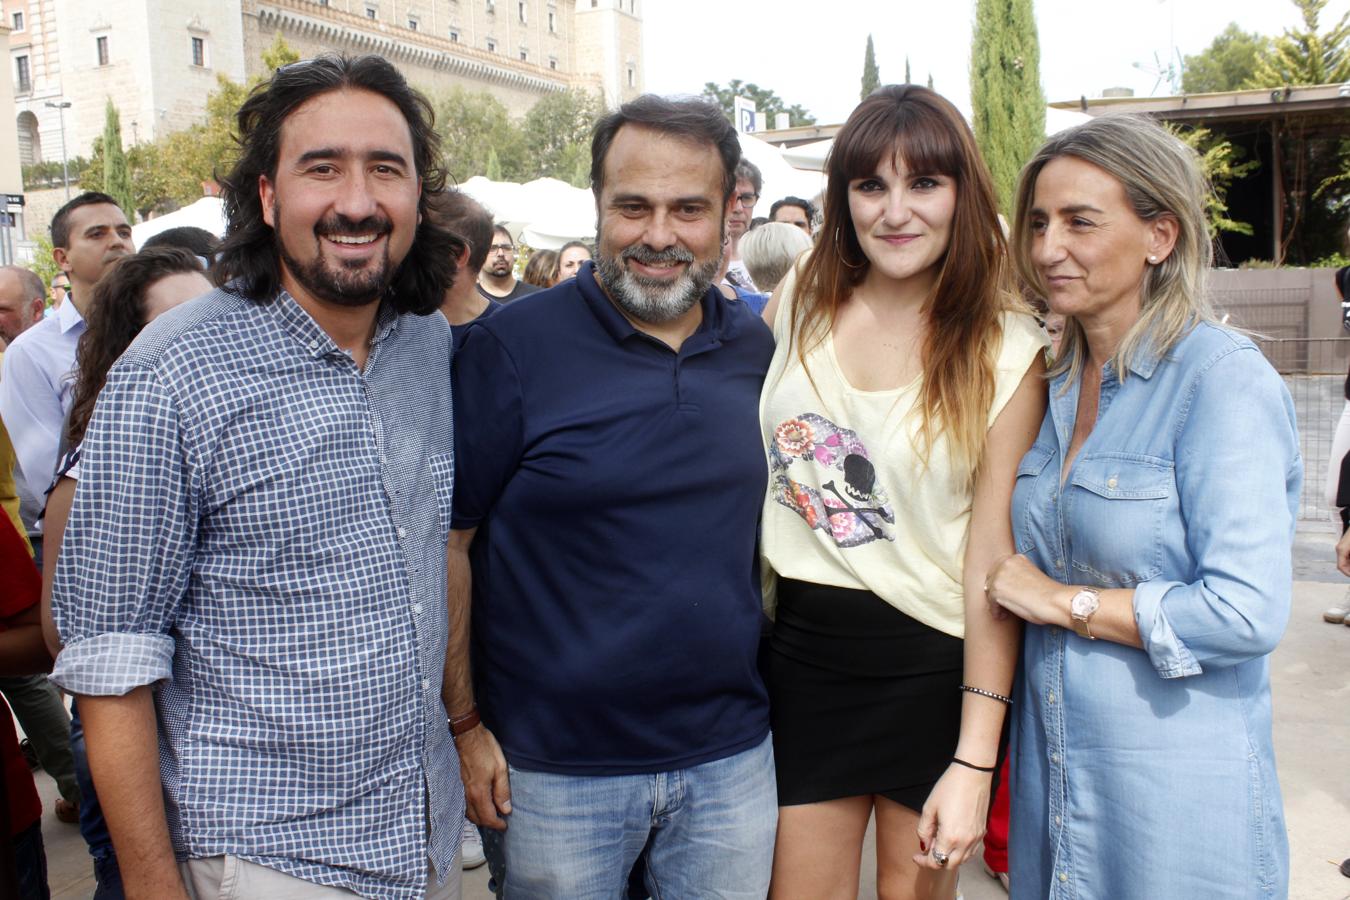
[1253,338,1350,522]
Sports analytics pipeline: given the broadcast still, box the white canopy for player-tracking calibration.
[132,196,227,248]
[737,132,828,214]
[459,176,597,249]
[775,107,1097,174]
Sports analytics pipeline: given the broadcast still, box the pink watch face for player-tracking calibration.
[1071,590,1099,618]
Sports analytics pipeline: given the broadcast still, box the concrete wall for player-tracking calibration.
[1211,267,1348,374]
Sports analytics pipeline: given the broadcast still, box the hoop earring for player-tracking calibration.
[834,227,866,270]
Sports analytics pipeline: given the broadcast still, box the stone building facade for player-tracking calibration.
[7,0,643,166]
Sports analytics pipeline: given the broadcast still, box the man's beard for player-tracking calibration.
[276,207,396,308]
[486,258,513,278]
[594,243,722,325]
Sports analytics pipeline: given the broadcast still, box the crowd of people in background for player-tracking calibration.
[0,49,1319,900]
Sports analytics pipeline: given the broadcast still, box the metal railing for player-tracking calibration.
[1254,338,1350,522]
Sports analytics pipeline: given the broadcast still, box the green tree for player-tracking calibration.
[101,99,135,221]
[1181,24,1271,93]
[436,87,526,184]
[520,88,606,186]
[26,235,62,297]
[1248,0,1350,86]
[701,80,817,127]
[861,35,880,100]
[1165,124,1259,236]
[485,148,503,181]
[970,0,1046,212]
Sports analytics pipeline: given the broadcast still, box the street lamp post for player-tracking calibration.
[44,100,73,201]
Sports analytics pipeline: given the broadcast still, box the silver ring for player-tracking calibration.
[932,848,950,867]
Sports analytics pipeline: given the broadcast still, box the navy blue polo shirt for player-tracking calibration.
[452,261,773,775]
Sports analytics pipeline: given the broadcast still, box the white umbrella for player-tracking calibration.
[132,196,227,248]
[460,176,596,247]
[737,133,827,214]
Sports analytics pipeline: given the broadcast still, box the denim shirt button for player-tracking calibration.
[1054,558,1064,569]
[1059,872,1069,883]
[1107,476,1118,489]
[1048,691,1056,703]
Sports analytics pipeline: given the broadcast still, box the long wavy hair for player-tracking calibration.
[1012,115,1216,384]
[213,54,461,315]
[790,84,1016,487]
[66,248,206,449]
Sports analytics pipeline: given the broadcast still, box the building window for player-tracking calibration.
[627,67,634,87]
[486,0,495,13]
[486,38,496,52]
[408,17,419,30]
[191,37,206,67]
[96,35,110,66]
[519,49,527,61]
[15,55,31,93]
[366,6,377,18]
[449,28,460,42]
[548,10,555,32]
[11,11,23,31]
[549,58,557,70]
[518,2,526,22]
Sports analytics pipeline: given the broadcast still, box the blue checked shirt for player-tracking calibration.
[50,288,463,900]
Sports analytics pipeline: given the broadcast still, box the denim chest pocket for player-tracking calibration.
[1012,443,1056,554]
[428,452,455,539]
[1066,454,1173,587]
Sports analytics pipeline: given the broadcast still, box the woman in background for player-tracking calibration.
[520,249,558,289]
[556,241,592,282]
[39,247,211,900]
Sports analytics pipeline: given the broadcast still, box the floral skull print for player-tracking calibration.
[770,413,895,547]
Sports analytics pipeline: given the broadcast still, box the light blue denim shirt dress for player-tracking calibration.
[1009,321,1301,900]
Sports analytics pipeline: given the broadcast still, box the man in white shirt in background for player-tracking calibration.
[0,191,131,523]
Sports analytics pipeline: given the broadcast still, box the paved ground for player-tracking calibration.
[25,545,1350,899]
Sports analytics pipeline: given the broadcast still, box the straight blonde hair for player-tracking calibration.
[1011,114,1217,384]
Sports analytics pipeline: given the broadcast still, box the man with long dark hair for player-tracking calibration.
[50,55,466,900]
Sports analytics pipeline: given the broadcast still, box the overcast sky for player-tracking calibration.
[643,0,1350,126]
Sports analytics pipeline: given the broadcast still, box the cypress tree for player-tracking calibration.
[971,0,1046,213]
[861,35,881,100]
[102,99,134,220]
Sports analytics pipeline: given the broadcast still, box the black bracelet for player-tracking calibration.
[961,684,1013,705]
[951,756,998,773]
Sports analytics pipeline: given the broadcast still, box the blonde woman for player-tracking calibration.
[989,114,1298,898]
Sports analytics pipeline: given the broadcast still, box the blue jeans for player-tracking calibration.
[13,820,50,900]
[501,734,776,900]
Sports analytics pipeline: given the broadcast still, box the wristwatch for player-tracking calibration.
[1069,588,1101,640]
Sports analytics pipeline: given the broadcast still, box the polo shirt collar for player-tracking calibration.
[573,260,733,348]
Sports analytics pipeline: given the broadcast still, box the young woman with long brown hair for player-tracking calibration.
[758,85,1047,899]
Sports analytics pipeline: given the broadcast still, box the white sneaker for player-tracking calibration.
[461,819,486,870]
[1324,588,1350,623]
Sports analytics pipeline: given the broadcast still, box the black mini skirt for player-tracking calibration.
[766,577,964,812]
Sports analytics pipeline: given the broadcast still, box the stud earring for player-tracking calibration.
[1148,255,1158,263]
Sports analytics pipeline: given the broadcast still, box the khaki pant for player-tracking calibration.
[181,852,462,900]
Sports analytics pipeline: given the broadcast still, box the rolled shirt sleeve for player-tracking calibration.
[1133,344,1301,678]
[50,361,194,696]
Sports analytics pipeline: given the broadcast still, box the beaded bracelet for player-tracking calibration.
[961,684,1013,705]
